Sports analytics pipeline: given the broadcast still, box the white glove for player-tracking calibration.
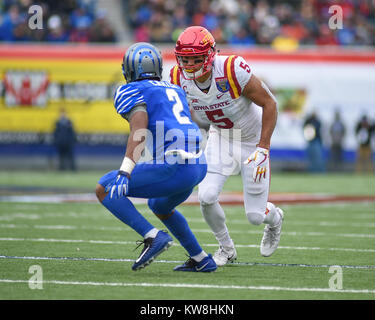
[244,147,269,182]
[164,149,202,159]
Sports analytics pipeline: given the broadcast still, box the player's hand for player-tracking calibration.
[109,171,130,199]
[244,147,269,182]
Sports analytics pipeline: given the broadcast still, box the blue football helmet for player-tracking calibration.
[122,42,163,83]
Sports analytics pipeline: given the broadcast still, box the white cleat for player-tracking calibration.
[260,208,284,257]
[213,245,237,266]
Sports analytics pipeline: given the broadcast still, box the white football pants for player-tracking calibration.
[198,129,279,246]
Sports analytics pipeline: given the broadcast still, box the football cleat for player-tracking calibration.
[260,208,284,257]
[213,245,237,266]
[132,230,173,271]
[173,254,217,272]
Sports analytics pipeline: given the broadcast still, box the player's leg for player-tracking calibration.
[241,157,284,257]
[198,172,228,238]
[96,159,206,231]
[198,130,240,266]
[148,190,202,256]
[67,147,76,171]
[62,147,70,171]
[131,158,216,271]
[144,159,215,272]
[58,148,65,170]
[96,170,173,271]
[148,190,216,272]
[96,170,156,236]
[198,172,237,266]
[96,158,215,271]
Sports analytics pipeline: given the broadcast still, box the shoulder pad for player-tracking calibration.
[223,55,242,99]
[114,84,145,115]
[169,65,181,87]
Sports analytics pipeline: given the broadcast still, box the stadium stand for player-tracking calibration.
[1,0,374,46]
[127,0,375,46]
[0,0,116,42]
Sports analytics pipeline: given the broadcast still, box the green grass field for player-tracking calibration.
[0,171,374,300]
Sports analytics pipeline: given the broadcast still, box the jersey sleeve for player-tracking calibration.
[223,55,252,99]
[113,84,146,116]
[169,65,181,87]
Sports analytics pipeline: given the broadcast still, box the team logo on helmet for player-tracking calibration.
[201,32,215,46]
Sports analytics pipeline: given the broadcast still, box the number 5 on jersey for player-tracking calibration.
[205,109,234,129]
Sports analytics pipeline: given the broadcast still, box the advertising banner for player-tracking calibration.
[0,45,125,137]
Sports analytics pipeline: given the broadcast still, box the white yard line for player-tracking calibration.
[0,236,374,253]
[1,222,375,238]
[1,254,374,270]
[0,279,374,294]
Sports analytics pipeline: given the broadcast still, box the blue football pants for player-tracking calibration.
[98,157,207,256]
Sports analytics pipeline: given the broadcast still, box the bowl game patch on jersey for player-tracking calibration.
[215,76,230,93]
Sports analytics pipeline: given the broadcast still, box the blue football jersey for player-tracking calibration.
[114,80,202,159]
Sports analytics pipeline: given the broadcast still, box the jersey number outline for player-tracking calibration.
[205,109,234,129]
[166,88,192,124]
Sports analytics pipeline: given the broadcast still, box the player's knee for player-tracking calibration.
[246,211,265,226]
[148,199,165,215]
[95,184,106,203]
[198,187,219,206]
[148,199,174,220]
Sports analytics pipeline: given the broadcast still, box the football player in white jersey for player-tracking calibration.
[170,26,284,266]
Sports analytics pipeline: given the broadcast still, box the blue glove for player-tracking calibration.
[108,171,131,199]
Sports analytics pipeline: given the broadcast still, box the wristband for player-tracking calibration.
[119,157,136,175]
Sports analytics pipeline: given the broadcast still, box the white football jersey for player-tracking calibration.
[170,55,262,143]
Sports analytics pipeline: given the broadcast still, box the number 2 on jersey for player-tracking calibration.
[166,88,192,124]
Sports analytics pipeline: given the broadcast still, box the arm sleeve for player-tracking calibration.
[121,103,147,121]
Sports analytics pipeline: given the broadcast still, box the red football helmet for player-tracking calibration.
[175,26,216,80]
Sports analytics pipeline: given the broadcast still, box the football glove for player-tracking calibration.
[244,147,269,182]
[108,171,131,199]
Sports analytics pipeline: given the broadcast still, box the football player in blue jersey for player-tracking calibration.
[95,42,217,272]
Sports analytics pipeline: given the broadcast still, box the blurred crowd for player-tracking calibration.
[0,0,116,42]
[2,0,375,45]
[128,0,375,46]
[303,110,375,173]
